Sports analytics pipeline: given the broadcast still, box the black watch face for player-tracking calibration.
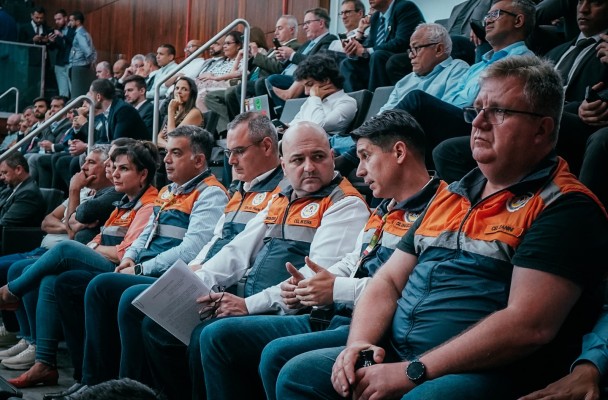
[407,361,426,382]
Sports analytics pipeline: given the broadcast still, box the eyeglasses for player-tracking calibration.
[407,42,439,57]
[198,285,226,321]
[303,19,321,26]
[339,9,358,16]
[463,107,545,125]
[223,139,263,158]
[184,45,199,50]
[223,41,236,46]
[483,9,518,25]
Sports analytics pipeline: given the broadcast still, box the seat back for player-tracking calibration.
[280,98,307,125]
[363,86,395,122]
[346,89,373,132]
[40,188,65,215]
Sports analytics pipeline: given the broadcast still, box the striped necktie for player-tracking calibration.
[375,16,386,47]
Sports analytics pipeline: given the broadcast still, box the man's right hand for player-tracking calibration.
[517,362,601,400]
[69,139,87,156]
[331,343,385,398]
[69,170,94,191]
[280,262,306,308]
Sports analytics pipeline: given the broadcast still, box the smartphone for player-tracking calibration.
[273,38,281,49]
[585,85,608,102]
[271,119,288,130]
[355,350,376,369]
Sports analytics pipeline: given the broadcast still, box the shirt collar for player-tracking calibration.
[243,167,278,192]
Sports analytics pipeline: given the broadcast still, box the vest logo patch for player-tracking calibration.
[252,192,267,206]
[506,193,534,212]
[120,210,131,220]
[301,203,320,218]
[404,211,420,223]
[161,190,172,200]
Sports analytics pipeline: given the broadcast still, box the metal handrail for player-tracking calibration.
[0,88,19,114]
[0,95,95,163]
[152,19,251,143]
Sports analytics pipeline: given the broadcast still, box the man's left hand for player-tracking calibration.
[343,39,364,57]
[197,292,248,317]
[517,362,601,400]
[352,362,412,400]
[310,83,334,101]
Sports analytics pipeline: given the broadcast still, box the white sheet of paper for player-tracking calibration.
[131,258,211,345]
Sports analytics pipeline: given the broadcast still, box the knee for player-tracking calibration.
[84,273,115,303]
[586,127,608,150]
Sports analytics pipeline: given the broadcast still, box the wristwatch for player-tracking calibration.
[361,49,370,59]
[134,263,143,275]
[406,359,426,385]
[87,242,99,250]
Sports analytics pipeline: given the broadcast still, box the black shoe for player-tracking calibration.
[43,382,85,400]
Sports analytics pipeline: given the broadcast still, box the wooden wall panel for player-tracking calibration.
[41,0,329,64]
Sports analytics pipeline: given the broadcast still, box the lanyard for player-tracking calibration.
[143,191,177,248]
[355,199,395,269]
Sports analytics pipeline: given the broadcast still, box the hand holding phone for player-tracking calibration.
[273,38,281,49]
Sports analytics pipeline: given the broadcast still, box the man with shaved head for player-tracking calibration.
[127,121,370,399]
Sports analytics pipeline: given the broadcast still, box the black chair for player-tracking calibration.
[346,89,373,132]
[363,86,395,122]
[0,188,64,255]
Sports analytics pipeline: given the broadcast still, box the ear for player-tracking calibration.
[435,43,445,57]
[393,141,407,164]
[534,116,555,143]
[513,14,524,29]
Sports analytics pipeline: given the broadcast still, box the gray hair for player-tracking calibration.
[228,112,279,154]
[89,143,111,161]
[131,54,145,66]
[492,0,536,37]
[415,23,452,56]
[480,55,563,143]
[280,15,299,37]
[97,61,111,73]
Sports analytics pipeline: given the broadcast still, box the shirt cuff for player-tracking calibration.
[333,276,357,306]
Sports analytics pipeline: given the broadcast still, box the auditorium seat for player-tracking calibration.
[279,98,307,125]
[346,89,373,132]
[363,86,394,122]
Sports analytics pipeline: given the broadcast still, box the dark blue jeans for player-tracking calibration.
[0,247,47,333]
[55,270,98,382]
[7,259,39,343]
[265,74,297,110]
[277,346,518,400]
[199,314,351,400]
[82,273,155,385]
[142,316,210,400]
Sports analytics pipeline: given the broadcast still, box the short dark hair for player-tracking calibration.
[33,97,49,108]
[144,53,159,67]
[70,10,85,24]
[342,0,365,13]
[51,95,68,105]
[305,8,331,27]
[111,137,137,148]
[1,151,29,173]
[111,141,160,186]
[226,31,244,49]
[72,378,166,400]
[32,6,45,15]
[168,125,214,162]
[123,75,147,90]
[90,79,116,100]
[351,109,426,160]
[159,44,176,56]
[294,54,344,89]
[55,9,67,17]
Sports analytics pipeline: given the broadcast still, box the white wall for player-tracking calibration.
[329,0,464,34]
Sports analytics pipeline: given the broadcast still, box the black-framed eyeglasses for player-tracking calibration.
[483,9,518,25]
[463,107,545,125]
[407,42,439,57]
[303,19,321,26]
[223,41,236,46]
[198,284,226,321]
[339,9,358,16]
[223,139,263,158]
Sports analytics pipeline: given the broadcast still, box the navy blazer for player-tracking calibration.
[0,176,45,227]
[18,21,51,44]
[365,0,425,54]
[137,100,154,137]
[546,39,608,102]
[290,33,338,66]
[107,98,149,141]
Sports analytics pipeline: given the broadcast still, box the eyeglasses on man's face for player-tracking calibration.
[483,9,518,25]
[407,42,439,57]
[223,139,263,159]
[198,285,226,321]
[303,19,321,26]
[339,9,358,16]
[463,107,545,125]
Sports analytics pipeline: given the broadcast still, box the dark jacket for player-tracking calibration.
[107,98,149,141]
[365,0,424,54]
[0,176,45,227]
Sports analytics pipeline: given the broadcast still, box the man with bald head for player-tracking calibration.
[132,121,370,399]
[0,114,21,152]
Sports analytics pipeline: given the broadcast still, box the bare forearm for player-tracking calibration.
[96,245,119,264]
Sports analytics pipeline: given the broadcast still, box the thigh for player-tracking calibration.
[404,371,516,400]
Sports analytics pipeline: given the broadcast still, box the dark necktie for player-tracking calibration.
[376,16,386,47]
[556,38,596,84]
